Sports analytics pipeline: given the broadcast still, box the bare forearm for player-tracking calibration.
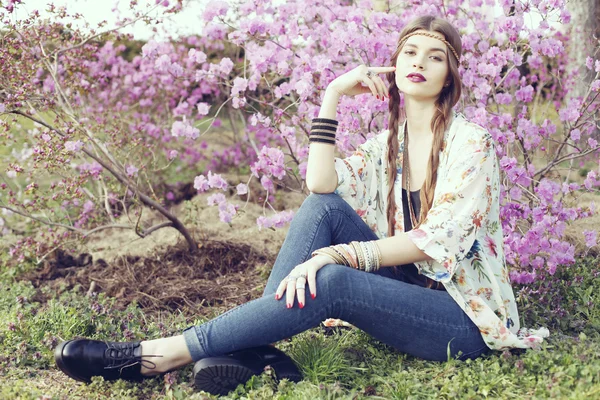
[376,233,433,266]
[305,88,341,193]
[312,233,433,269]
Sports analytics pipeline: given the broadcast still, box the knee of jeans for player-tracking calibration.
[315,264,350,293]
[300,193,346,216]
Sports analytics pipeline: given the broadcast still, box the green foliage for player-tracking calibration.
[579,168,590,177]
[288,329,363,384]
[1,257,600,398]
[515,256,600,336]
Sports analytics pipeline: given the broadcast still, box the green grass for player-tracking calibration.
[0,256,599,399]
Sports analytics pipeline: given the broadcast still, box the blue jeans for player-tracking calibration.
[183,193,492,362]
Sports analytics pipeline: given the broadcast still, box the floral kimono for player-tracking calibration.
[333,111,549,351]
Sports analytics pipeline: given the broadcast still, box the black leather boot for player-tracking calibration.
[54,339,161,383]
[193,345,302,395]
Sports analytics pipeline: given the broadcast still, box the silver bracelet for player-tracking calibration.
[360,241,373,273]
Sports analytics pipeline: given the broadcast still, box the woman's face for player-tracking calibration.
[395,30,450,101]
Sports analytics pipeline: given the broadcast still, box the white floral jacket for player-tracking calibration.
[333,112,549,351]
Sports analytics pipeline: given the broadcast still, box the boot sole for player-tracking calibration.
[193,357,255,395]
[54,340,89,383]
[193,356,303,395]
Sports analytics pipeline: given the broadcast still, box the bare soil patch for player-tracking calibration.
[23,240,274,317]
[19,190,307,316]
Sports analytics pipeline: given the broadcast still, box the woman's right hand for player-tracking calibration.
[327,65,396,99]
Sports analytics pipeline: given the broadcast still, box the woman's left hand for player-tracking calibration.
[275,254,333,309]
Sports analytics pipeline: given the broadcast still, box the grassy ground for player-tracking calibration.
[0,243,599,399]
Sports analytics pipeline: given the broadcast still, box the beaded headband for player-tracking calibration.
[396,31,460,62]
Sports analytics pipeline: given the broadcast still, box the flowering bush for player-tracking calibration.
[0,0,598,284]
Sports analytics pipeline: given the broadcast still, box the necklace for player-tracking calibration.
[402,122,419,228]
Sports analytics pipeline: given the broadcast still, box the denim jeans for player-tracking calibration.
[183,193,492,362]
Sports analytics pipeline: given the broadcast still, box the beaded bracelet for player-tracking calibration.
[309,118,338,146]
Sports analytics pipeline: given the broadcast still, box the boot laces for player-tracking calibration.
[104,342,162,373]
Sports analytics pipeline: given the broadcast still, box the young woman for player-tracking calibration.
[54,15,548,395]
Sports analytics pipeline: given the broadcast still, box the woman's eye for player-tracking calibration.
[432,56,442,61]
[404,51,414,55]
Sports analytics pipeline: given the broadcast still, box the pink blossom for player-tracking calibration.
[173,102,190,116]
[584,170,598,190]
[171,118,199,140]
[142,40,159,58]
[236,183,248,195]
[535,179,560,204]
[586,57,594,70]
[41,134,51,142]
[126,165,138,177]
[250,113,270,127]
[207,193,226,206]
[203,1,229,21]
[589,138,598,148]
[509,270,537,284]
[78,162,103,179]
[569,129,581,141]
[496,93,512,104]
[194,171,228,191]
[82,200,95,214]
[294,79,311,98]
[218,201,238,223]
[167,150,179,160]
[256,210,295,230]
[194,175,210,192]
[197,102,211,116]
[558,99,582,123]
[251,146,286,179]
[591,80,600,92]
[207,171,228,190]
[0,103,5,113]
[65,140,83,152]
[218,58,234,75]
[559,8,571,23]
[260,175,275,192]
[231,77,248,96]
[168,62,184,77]
[188,49,207,64]
[232,96,246,109]
[154,55,171,72]
[515,85,534,103]
[584,230,597,248]
[5,0,22,13]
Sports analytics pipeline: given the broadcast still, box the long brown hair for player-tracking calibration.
[384,16,463,287]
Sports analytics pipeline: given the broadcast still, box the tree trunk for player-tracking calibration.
[566,0,599,99]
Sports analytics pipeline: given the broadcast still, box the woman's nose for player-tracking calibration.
[413,54,426,69]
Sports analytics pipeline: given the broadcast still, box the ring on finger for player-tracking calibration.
[365,69,375,78]
[286,274,299,282]
[295,282,305,290]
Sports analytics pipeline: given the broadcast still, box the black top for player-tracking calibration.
[400,188,446,291]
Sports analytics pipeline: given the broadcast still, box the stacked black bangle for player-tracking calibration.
[309,118,338,146]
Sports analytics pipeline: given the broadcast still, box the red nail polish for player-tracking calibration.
[299,302,304,309]
[311,293,316,299]
[376,95,379,100]
[287,303,291,309]
[275,294,280,300]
